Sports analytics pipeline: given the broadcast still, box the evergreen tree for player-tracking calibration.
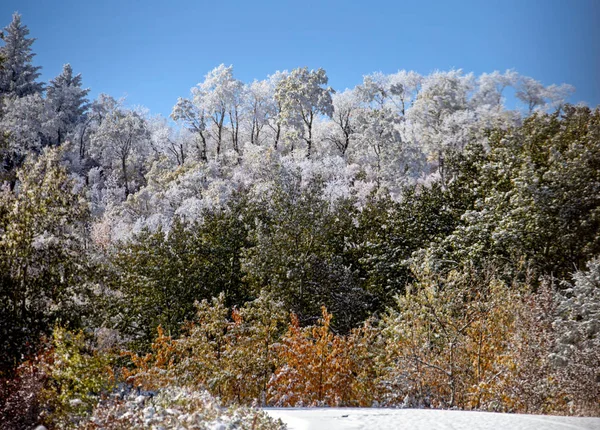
[0,13,43,98]
[108,196,252,347]
[431,106,600,281]
[355,183,464,310]
[243,173,371,331]
[46,64,90,146]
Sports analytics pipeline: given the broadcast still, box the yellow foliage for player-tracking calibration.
[123,292,287,405]
[381,264,523,409]
[268,307,381,406]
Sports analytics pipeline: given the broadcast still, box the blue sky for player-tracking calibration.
[2,0,598,117]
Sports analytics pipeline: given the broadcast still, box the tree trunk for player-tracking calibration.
[274,124,280,150]
[122,155,130,197]
[79,121,89,160]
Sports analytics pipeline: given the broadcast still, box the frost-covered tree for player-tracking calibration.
[245,78,278,146]
[77,94,116,161]
[46,64,89,146]
[275,67,334,157]
[352,99,401,182]
[328,89,360,156]
[0,92,49,153]
[551,259,600,413]
[357,70,421,116]
[91,107,149,197]
[71,93,121,163]
[171,96,209,161]
[197,64,243,156]
[350,71,424,189]
[147,114,191,165]
[173,65,244,160]
[224,70,245,154]
[264,71,288,149]
[0,13,43,98]
[516,76,574,114]
[408,70,475,176]
[556,261,600,355]
[471,70,518,108]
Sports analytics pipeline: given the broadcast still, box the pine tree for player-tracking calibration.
[0,13,43,98]
[46,64,90,145]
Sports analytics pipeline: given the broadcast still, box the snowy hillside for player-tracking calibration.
[1,9,599,429]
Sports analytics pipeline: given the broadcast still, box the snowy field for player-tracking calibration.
[264,408,600,430]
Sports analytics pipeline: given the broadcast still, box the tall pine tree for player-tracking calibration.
[46,64,90,145]
[0,13,43,98]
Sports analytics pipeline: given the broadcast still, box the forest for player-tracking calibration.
[0,12,599,429]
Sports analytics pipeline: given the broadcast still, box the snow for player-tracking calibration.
[263,408,600,430]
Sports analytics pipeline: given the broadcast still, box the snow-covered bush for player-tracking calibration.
[83,386,285,429]
[552,259,600,415]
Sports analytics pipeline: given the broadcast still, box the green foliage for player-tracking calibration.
[0,147,90,375]
[40,328,116,429]
[432,106,600,280]
[0,327,116,429]
[124,291,288,405]
[243,172,371,332]
[355,182,465,309]
[107,194,252,347]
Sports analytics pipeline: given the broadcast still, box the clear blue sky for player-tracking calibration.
[2,0,599,117]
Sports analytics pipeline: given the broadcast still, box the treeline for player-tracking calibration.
[0,12,599,428]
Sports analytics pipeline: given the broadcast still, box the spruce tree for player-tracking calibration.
[0,13,43,98]
[47,64,90,145]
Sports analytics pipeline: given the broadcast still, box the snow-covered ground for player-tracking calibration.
[264,408,600,430]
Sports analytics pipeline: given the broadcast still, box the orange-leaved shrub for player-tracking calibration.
[124,292,287,405]
[268,306,383,406]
